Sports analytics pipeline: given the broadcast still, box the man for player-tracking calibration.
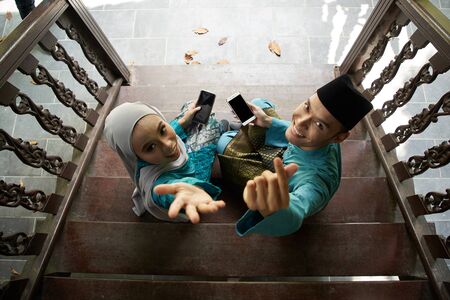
[217,74,373,236]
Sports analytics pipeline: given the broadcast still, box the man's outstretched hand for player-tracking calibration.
[154,183,226,224]
[243,157,298,217]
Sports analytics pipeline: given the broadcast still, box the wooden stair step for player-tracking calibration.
[117,85,369,140]
[49,222,421,277]
[129,64,334,87]
[41,276,432,300]
[89,139,385,178]
[69,176,400,224]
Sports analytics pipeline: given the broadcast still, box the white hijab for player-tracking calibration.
[104,102,189,222]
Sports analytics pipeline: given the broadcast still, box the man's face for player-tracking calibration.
[285,93,349,150]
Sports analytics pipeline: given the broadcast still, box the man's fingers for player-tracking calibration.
[284,163,298,178]
[274,158,290,208]
[255,175,267,211]
[154,183,179,195]
[261,171,276,212]
[168,197,185,219]
[244,180,257,210]
[265,172,281,212]
[185,204,200,224]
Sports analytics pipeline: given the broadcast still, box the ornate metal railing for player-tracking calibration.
[339,0,449,299]
[0,0,129,299]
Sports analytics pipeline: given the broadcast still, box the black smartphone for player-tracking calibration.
[226,92,256,126]
[192,90,216,125]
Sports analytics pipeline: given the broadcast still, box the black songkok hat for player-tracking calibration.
[317,74,373,131]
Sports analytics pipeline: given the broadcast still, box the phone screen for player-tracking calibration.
[228,94,254,123]
[193,90,215,124]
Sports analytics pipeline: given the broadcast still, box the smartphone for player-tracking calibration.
[226,93,256,126]
[192,90,216,125]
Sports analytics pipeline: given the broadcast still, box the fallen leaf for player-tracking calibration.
[218,37,228,46]
[30,140,38,145]
[30,79,37,85]
[186,50,198,56]
[193,27,209,35]
[5,12,13,21]
[184,51,195,64]
[216,59,229,65]
[10,267,21,276]
[19,178,24,187]
[191,61,201,64]
[268,40,281,57]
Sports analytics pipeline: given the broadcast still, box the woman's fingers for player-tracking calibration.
[185,204,200,224]
[168,197,185,219]
[197,200,225,214]
[154,183,180,195]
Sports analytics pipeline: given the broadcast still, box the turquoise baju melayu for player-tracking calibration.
[218,99,342,237]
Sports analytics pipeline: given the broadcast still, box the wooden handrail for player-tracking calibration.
[338,1,450,299]
[0,0,68,88]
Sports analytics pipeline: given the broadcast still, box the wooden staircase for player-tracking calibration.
[38,64,433,299]
[1,0,448,299]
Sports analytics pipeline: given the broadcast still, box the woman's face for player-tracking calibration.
[131,114,180,165]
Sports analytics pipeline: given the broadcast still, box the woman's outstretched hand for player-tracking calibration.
[178,102,201,130]
[154,182,226,224]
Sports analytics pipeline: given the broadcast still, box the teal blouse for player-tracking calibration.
[236,117,342,237]
[136,120,221,209]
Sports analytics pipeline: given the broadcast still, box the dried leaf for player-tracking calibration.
[218,37,228,46]
[193,27,209,35]
[10,267,21,276]
[30,79,37,85]
[30,140,38,145]
[191,61,201,65]
[184,59,191,65]
[19,178,24,187]
[268,40,281,57]
[216,59,229,65]
[5,12,13,21]
[186,50,198,56]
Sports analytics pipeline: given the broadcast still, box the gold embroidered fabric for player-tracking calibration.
[218,108,286,188]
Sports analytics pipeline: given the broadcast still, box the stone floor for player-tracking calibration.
[0,0,449,259]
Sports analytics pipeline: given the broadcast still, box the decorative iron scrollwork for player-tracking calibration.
[359,20,405,78]
[28,63,96,122]
[371,62,442,126]
[0,180,49,211]
[62,24,108,82]
[0,129,65,176]
[422,189,450,214]
[399,140,450,179]
[0,232,33,256]
[9,92,88,148]
[382,92,450,151]
[367,40,422,96]
[50,42,106,103]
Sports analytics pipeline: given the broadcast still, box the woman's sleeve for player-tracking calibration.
[151,177,222,209]
[169,119,188,141]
